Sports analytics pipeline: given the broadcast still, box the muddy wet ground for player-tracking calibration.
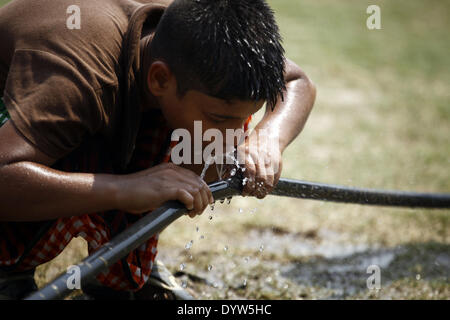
[34,196,449,300]
[157,207,449,300]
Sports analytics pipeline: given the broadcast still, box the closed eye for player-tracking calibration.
[207,113,230,123]
[207,112,245,123]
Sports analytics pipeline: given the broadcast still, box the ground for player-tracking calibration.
[1,0,448,299]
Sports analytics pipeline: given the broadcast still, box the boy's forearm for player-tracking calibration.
[0,161,119,221]
[254,61,317,152]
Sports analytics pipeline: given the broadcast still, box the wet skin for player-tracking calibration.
[0,58,315,221]
[143,57,316,208]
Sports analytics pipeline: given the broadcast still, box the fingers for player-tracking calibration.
[173,188,194,211]
[262,157,275,194]
[240,145,281,199]
[255,156,268,199]
[172,185,211,219]
[253,156,265,199]
[242,156,256,197]
[273,160,282,187]
[168,164,213,218]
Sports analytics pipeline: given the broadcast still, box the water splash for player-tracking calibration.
[185,240,193,250]
[200,156,215,180]
[215,162,224,180]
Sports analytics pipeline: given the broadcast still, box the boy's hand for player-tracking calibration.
[224,132,283,199]
[114,163,214,218]
[239,138,283,199]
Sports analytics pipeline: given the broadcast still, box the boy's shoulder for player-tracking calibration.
[0,0,169,166]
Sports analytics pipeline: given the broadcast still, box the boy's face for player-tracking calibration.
[162,90,263,135]
[146,61,265,151]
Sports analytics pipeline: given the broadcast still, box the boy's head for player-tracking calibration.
[143,0,286,135]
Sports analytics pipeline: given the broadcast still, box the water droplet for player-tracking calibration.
[179,263,185,271]
[283,283,289,289]
[185,240,193,250]
[224,245,228,251]
[244,257,249,263]
[243,279,247,286]
[238,208,243,213]
[416,274,421,280]
[242,177,248,186]
[230,168,237,176]
[181,280,188,288]
[189,255,193,260]
[266,276,272,283]
[207,264,213,271]
[259,245,264,252]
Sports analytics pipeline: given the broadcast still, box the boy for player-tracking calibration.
[0,0,316,299]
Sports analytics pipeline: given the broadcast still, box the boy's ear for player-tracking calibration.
[147,61,174,96]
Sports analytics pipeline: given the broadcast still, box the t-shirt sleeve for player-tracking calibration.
[2,49,106,159]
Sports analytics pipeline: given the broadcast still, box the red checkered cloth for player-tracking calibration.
[0,109,175,291]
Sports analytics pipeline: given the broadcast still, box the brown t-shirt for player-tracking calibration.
[0,0,171,171]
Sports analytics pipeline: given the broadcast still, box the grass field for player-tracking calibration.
[1,0,448,299]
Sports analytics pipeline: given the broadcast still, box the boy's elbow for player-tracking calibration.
[284,59,316,95]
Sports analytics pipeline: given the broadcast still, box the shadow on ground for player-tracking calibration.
[281,241,449,299]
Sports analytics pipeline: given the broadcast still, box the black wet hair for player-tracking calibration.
[149,0,286,110]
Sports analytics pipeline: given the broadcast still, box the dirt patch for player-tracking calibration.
[158,226,449,299]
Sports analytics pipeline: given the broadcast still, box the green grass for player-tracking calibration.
[1,0,448,299]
